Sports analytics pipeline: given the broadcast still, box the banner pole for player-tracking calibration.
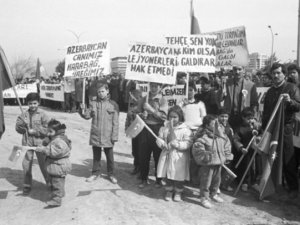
[82,78,86,114]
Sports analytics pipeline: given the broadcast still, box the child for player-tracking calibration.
[218,107,234,192]
[156,105,193,201]
[79,83,119,184]
[15,92,50,195]
[192,115,233,209]
[36,119,71,207]
[233,107,261,192]
[125,89,143,175]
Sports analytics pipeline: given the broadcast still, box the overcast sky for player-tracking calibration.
[0,0,298,64]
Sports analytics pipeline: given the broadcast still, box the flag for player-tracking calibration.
[125,114,145,138]
[257,99,284,200]
[190,0,201,34]
[0,46,15,139]
[35,58,47,80]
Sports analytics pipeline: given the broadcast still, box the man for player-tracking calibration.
[287,64,300,85]
[262,63,300,198]
[62,77,75,113]
[224,65,258,130]
[137,82,168,188]
[196,74,220,115]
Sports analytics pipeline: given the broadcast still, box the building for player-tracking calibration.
[111,57,127,75]
[247,52,268,71]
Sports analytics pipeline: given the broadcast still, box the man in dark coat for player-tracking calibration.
[224,66,258,130]
[262,63,300,198]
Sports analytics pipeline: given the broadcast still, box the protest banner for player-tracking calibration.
[125,42,179,85]
[161,85,186,107]
[40,83,65,102]
[136,83,149,97]
[206,26,249,68]
[3,83,37,99]
[165,35,217,73]
[64,41,110,78]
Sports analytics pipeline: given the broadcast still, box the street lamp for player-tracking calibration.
[67,29,85,43]
[268,25,278,66]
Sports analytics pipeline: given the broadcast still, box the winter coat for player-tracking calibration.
[192,128,233,166]
[80,97,119,147]
[38,132,72,177]
[15,108,50,147]
[156,122,193,181]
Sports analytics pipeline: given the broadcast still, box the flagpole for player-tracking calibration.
[0,48,24,116]
[136,114,159,139]
[233,95,283,196]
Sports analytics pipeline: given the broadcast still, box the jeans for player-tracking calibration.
[92,146,114,176]
[49,176,65,204]
[22,150,49,187]
[199,165,222,199]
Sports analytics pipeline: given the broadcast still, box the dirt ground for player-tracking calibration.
[0,105,300,225]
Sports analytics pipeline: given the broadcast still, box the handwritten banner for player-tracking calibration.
[125,42,179,85]
[40,83,65,102]
[165,35,217,73]
[206,26,249,68]
[3,83,37,98]
[64,41,110,78]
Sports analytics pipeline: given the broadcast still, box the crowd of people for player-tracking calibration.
[12,63,300,209]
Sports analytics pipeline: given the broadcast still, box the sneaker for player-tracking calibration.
[211,194,224,203]
[46,200,61,208]
[200,199,212,209]
[173,192,182,202]
[22,187,31,195]
[109,176,118,184]
[139,180,149,189]
[241,184,248,192]
[154,180,163,188]
[165,191,173,201]
[86,175,99,182]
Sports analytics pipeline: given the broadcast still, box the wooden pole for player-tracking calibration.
[82,78,86,114]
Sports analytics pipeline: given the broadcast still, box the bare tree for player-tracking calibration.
[10,56,35,82]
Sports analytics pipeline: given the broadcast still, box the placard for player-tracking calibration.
[165,35,217,73]
[3,83,37,98]
[40,83,65,102]
[125,42,179,85]
[64,41,110,78]
[207,26,249,68]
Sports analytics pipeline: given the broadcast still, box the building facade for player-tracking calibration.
[247,52,268,71]
[111,57,127,75]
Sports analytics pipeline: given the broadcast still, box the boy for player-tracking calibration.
[233,107,261,192]
[15,92,50,195]
[79,83,119,184]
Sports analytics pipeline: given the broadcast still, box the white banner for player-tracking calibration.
[3,83,37,99]
[64,41,110,78]
[125,42,179,85]
[165,35,217,73]
[40,83,65,102]
[206,26,249,68]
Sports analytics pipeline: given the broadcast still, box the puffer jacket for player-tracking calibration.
[156,122,193,181]
[192,128,233,166]
[80,97,119,147]
[15,108,50,146]
[38,131,72,177]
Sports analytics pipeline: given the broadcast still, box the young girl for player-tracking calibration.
[192,115,233,209]
[156,105,193,202]
[36,119,71,207]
